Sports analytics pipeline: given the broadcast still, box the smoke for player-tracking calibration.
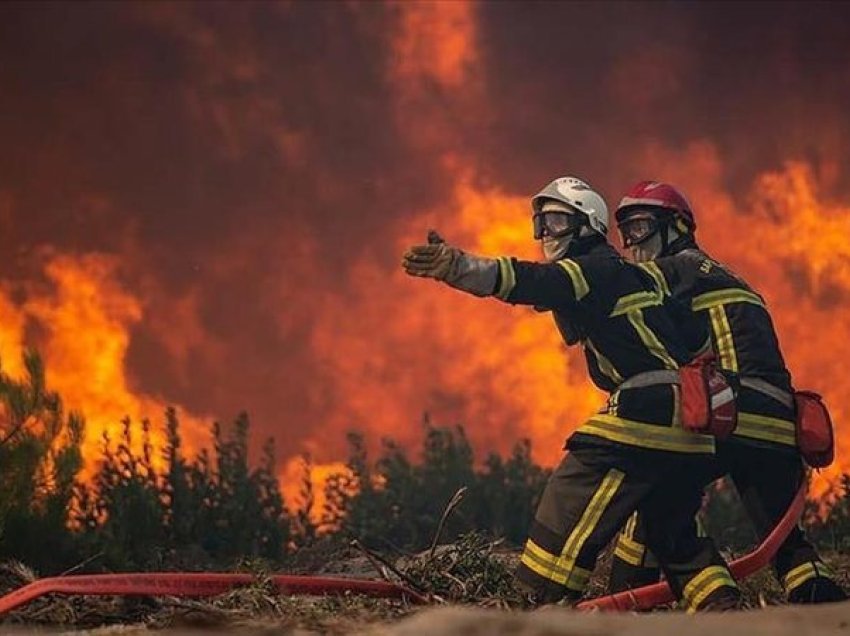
[0,1,849,500]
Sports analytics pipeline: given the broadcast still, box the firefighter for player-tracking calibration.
[402,176,740,611]
[610,181,846,604]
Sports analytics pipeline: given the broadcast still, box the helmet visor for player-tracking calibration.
[618,215,659,247]
[533,211,586,240]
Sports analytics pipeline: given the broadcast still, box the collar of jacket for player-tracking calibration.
[664,233,699,256]
[565,233,609,258]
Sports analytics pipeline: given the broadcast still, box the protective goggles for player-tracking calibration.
[617,213,661,247]
[532,211,587,240]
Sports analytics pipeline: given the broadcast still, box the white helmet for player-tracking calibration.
[531,176,609,235]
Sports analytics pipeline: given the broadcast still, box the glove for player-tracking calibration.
[402,230,499,297]
[403,231,457,280]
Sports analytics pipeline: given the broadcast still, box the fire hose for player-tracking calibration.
[0,482,805,617]
[0,573,428,616]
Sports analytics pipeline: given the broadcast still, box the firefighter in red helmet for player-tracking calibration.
[610,181,846,604]
[403,176,741,610]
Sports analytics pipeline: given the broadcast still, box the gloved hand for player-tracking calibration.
[402,230,500,297]
[402,230,458,281]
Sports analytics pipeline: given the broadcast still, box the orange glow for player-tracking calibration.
[2,3,848,540]
[390,1,478,91]
[631,143,850,497]
[309,176,602,471]
[280,457,352,525]
[0,252,208,474]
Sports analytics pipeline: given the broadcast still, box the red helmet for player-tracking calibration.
[615,181,696,231]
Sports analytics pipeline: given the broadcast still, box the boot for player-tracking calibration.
[788,577,848,604]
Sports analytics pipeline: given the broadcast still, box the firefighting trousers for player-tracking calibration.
[515,449,738,610]
[609,442,836,598]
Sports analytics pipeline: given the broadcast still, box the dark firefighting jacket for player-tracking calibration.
[639,236,797,451]
[493,236,714,456]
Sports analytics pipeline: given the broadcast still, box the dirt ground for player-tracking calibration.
[1,550,848,634]
[3,601,849,636]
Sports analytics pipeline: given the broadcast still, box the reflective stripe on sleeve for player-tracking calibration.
[556,258,590,300]
[495,256,517,300]
[627,309,678,369]
[637,262,671,297]
[610,290,663,316]
[692,288,765,311]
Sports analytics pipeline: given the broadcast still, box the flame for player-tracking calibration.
[308,176,601,470]
[0,251,208,474]
[280,457,351,523]
[629,143,850,496]
[3,2,850,518]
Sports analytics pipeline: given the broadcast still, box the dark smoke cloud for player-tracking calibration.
[1,1,849,461]
[476,1,850,202]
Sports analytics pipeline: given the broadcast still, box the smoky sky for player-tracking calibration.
[1,1,849,461]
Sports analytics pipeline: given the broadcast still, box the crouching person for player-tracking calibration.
[402,176,740,611]
[610,181,846,604]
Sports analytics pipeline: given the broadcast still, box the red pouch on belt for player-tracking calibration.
[680,355,737,439]
[794,391,834,468]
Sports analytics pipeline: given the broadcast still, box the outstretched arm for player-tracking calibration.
[402,231,581,310]
[402,231,500,297]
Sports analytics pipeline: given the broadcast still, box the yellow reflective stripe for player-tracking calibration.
[579,415,715,454]
[683,565,738,612]
[556,258,590,300]
[495,256,516,300]
[735,412,796,446]
[709,305,738,372]
[562,469,624,564]
[520,540,592,591]
[783,561,831,592]
[585,338,624,384]
[520,541,573,584]
[520,470,624,591]
[610,290,662,316]
[637,262,671,297]
[614,533,646,567]
[692,288,764,311]
[627,309,678,369]
[614,543,644,566]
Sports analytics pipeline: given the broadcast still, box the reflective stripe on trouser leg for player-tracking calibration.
[516,455,630,601]
[637,471,738,609]
[783,561,835,594]
[610,510,662,593]
[681,565,739,612]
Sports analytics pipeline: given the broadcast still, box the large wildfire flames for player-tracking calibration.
[1,2,849,508]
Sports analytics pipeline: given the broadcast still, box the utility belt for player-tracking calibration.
[617,356,736,440]
[739,377,834,468]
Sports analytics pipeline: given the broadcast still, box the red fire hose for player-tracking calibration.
[0,482,806,617]
[576,481,808,611]
[0,573,427,616]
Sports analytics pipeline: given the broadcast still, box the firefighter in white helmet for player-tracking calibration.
[402,176,740,610]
